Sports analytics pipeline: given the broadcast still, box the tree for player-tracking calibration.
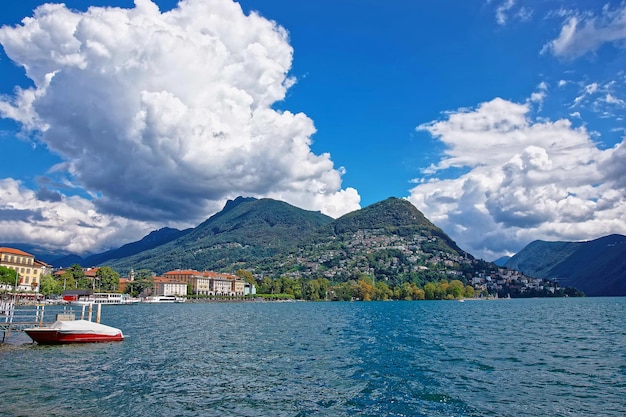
[332,281,356,301]
[236,269,255,284]
[424,282,436,300]
[65,264,88,289]
[60,271,77,290]
[123,269,155,296]
[0,266,17,288]
[125,277,154,297]
[39,274,62,296]
[374,281,392,300]
[435,281,449,300]
[302,278,329,301]
[397,282,413,300]
[447,280,465,299]
[271,279,282,295]
[257,277,273,294]
[304,279,321,300]
[96,267,120,292]
[355,276,374,301]
[134,269,154,279]
[411,284,425,300]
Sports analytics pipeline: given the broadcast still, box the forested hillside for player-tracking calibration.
[106,196,333,273]
[506,234,626,296]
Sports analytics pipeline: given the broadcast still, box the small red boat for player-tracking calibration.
[24,319,124,344]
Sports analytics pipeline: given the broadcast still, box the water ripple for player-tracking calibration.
[1,298,625,416]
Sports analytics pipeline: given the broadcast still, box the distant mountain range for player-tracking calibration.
[99,197,482,284]
[492,256,511,267]
[2,227,191,267]
[5,196,625,296]
[26,197,490,290]
[505,234,626,296]
[51,227,192,268]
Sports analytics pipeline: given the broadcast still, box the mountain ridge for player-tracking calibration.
[50,227,192,268]
[505,234,626,296]
[104,197,334,273]
[99,196,485,289]
[8,196,624,296]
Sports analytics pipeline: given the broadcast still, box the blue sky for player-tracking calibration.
[1,0,625,260]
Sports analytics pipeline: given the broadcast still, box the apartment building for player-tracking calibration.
[164,269,245,296]
[153,276,187,296]
[0,247,50,292]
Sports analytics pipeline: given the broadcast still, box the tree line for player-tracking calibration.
[255,274,475,301]
[37,265,122,295]
[15,263,476,302]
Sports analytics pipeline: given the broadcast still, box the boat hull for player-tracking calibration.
[24,320,124,345]
[24,329,123,344]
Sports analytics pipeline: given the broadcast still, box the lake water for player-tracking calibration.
[1,297,625,416]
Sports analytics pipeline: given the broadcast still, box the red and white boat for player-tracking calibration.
[24,319,124,344]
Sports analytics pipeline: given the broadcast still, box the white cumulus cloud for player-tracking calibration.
[0,0,360,247]
[543,4,626,58]
[410,97,626,260]
[0,178,160,254]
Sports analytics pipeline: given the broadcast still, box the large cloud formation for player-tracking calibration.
[0,178,155,254]
[410,96,626,260]
[0,0,360,253]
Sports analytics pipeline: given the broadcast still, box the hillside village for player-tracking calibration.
[274,228,571,298]
[1,244,573,300]
[1,197,589,301]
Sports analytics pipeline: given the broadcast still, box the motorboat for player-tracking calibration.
[24,319,124,344]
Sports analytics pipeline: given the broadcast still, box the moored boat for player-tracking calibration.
[142,295,186,303]
[72,292,138,306]
[24,319,124,344]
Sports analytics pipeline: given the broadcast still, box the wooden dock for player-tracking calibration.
[1,297,101,343]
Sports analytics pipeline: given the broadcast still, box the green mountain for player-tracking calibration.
[106,197,486,289]
[325,197,465,255]
[106,196,333,273]
[277,197,477,286]
[505,234,626,296]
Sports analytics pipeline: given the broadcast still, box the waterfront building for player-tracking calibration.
[164,269,245,297]
[0,247,49,292]
[153,276,187,296]
[164,269,201,286]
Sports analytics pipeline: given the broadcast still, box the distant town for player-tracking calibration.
[1,246,581,302]
[0,246,254,299]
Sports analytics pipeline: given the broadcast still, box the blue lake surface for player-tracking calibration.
[1,297,625,416]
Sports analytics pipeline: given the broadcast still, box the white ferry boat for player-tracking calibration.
[72,292,139,306]
[142,295,186,303]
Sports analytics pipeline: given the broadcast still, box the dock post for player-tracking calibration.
[36,303,45,326]
[96,303,101,324]
[88,303,93,322]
